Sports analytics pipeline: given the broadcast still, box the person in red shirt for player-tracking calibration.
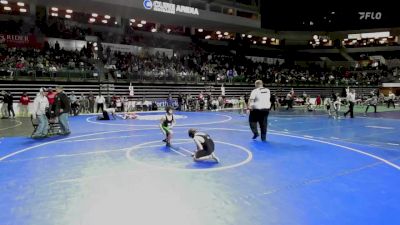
[315,95,322,108]
[19,92,30,117]
[15,60,25,69]
[47,88,57,108]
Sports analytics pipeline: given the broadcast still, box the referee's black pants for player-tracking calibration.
[97,103,104,113]
[387,99,395,108]
[249,109,270,141]
[344,102,354,118]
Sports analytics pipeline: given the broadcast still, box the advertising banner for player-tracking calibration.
[0,34,43,48]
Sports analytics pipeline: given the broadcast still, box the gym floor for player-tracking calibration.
[0,109,400,225]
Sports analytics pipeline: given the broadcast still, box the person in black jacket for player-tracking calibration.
[54,86,71,135]
[177,93,183,111]
[5,91,15,118]
[270,93,277,111]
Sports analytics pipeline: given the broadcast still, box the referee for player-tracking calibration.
[247,80,271,142]
[344,87,356,118]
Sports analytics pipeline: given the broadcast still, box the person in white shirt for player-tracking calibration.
[247,80,271,142]
[304,96,315,111]
[211,98,219,111]
[95,93,106,113]
[333,93,342,119]
[387,91,396,108]
[122,96,129,112]
[32,88,49,138]
[344,87,356,118]
[324,97,333,116]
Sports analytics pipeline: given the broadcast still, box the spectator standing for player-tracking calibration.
[206,92,212,111]
[54,86,71,135]
[198,91,204,101]
[239,96,246,115]
[247,80,271,142]
[365,94,378,114]
[302,91,308,103]
[286,89,294,110]
[270,93,277,111]
[19,92,30,117]
[55,41,60,52]
[47,88,56,107]
[95,93,105,113]
[79,94,88,114]
[115,96,122,112]
[69,91,78,116]
[198,91,205,111]
[32,88,49,138]
[183,94,189,111]
[5,91,15,118]
[177,93,183,111]
[387,91,396,108]
[315,95,322,108]
[88,91,95,113]
[333,93,342,119]
[167,93,173,107]
[221,84,225,97]
[0,91,8,118]
[227,69,234,83]
[211,97,218,111]
[122,96,129,112]
[218,95,224,111]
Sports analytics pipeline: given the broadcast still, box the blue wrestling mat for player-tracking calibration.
[0,110,400,225]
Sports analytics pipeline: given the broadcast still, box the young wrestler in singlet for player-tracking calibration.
[188,128,219,163]
[160,107,176,147]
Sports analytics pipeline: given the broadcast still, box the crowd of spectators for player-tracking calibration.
[0,42,95,77]
[0,17,398,86]
[103,49,392,86]
[0,39,395,86]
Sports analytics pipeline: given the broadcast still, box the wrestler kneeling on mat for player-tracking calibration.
[97,108,116,120]
[160,107,176,147]
[188,128,219,163]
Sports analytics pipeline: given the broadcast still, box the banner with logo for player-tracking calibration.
[143,0,199,16]
[0,34,43,48]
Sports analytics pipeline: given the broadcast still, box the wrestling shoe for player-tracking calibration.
[211,153,220,163]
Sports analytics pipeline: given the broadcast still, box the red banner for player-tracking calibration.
[0,34,43,48]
